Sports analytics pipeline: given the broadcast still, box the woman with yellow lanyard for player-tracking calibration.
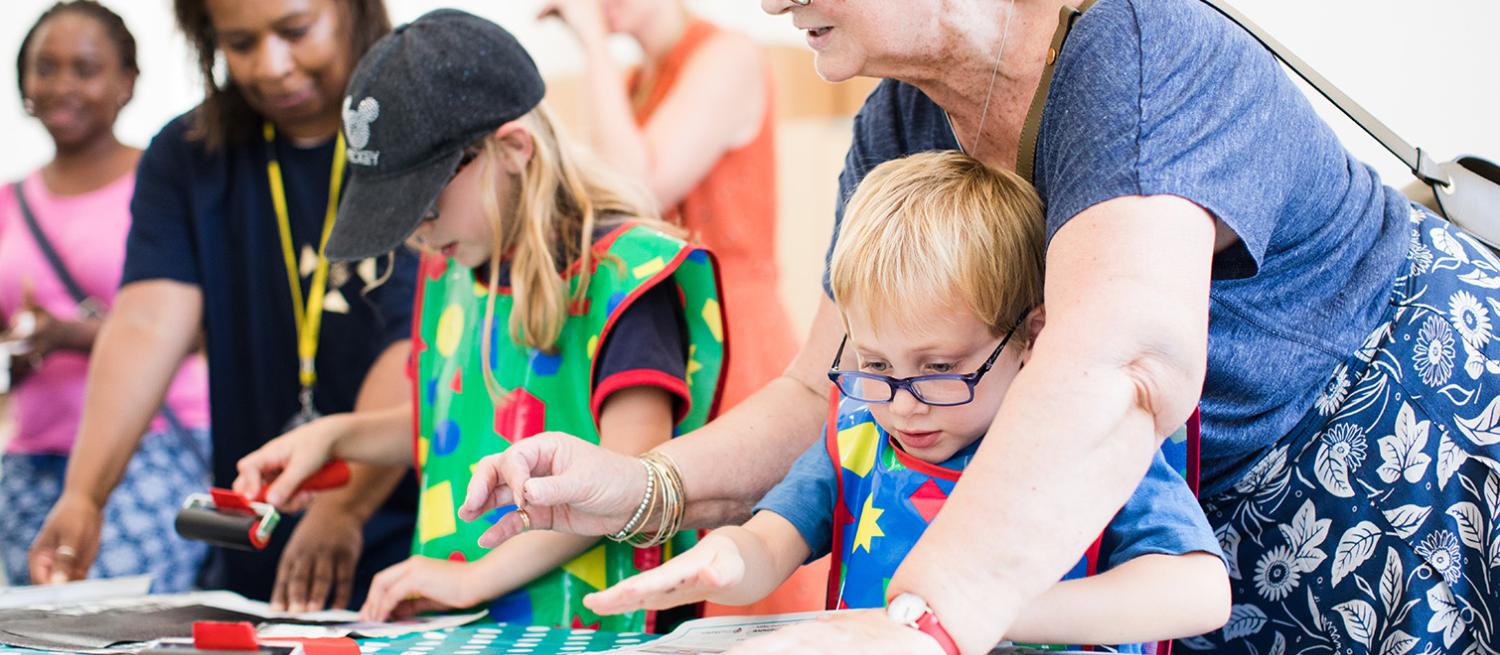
[29,0,420,613]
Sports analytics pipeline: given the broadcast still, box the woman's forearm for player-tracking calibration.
[468,530,602,601]
[657,293,845,528]
[328,406,416,467]
[661,376,829,528]
[579,44,654,198]
[893,350,1167,652]
[1004,553,1230,645]
[314,342,415,522]
[64,282,202,506]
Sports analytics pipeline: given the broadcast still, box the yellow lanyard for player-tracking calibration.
[263,122,346,413]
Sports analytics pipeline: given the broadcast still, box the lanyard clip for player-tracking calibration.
[298,387,316,421]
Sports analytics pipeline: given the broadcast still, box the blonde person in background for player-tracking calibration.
[541,0,813,614]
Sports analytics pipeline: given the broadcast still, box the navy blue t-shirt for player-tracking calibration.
[124,113,419,601]
[754,435,1223,570]
[825,0,1411,497]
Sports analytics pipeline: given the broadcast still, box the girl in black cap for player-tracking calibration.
[234,9,728,632]
[29,0,420,613]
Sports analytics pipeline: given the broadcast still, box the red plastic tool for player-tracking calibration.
[176,460,352,550]
[253,460,352,502]
[191,621,359,655]
[193,622,260,651]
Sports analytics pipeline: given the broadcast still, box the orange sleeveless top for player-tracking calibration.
[632,19,798,411]
[634,19,826,616]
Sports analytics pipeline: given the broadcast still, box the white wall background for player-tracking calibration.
[0,0,1495,186]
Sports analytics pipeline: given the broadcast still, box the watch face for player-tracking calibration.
[887,592,927,625]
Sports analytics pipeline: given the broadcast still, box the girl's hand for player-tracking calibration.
[459,432,646,547]
[583,531,745,615]
[725,610,945,655]
[537,0,609,47]
[359,556,480,622]
[234,415,347,510]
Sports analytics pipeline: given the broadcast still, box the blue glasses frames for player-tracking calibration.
[826,312,1026,407]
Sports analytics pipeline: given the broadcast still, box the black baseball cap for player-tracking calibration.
[327,9,545,261]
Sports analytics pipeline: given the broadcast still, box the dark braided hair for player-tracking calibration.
[174,0,392,151]
[16,1,138,100]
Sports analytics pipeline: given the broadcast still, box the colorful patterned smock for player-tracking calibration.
[411,223,727,631]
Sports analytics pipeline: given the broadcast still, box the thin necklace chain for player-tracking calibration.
[970,0,1016,160]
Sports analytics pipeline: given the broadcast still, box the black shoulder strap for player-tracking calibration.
[12,181,91,305]
[13,181,192,432]
[1018,0,1446,187]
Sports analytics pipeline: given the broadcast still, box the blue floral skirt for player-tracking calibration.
[0,424,211,592]
[1182,207,1500,655]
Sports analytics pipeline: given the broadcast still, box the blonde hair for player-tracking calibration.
[470,104,678,399]
[829,151,1045,337]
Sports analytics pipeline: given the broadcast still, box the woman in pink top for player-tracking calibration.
[0,0,210,592]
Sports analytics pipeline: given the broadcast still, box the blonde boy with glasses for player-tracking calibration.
[584,151,1230,651]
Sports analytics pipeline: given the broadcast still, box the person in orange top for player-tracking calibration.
[541,0,813,615]
[540,0,797,409]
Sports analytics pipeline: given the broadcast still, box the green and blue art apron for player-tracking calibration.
[410,223,726,631]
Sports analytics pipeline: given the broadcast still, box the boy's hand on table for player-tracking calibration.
[360,556,479,622]
[272,505,362,612]
[583,531,745,615]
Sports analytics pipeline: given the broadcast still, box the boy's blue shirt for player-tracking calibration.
[754,427,1225,571]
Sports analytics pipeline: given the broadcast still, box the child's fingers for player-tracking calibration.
[388,598,423,621]
[285,491,315,513]
[586,569,702,614]
[360,561,411,622]
[585,551,710,613]
[402,597,448,618]
[233,449,279,499]
[374,574,423,622]
[264,449,329,507]
[360,557,408,620]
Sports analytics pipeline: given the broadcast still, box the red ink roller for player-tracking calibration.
[174,461,350,550]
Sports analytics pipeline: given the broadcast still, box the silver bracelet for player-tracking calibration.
[609,458,656,541]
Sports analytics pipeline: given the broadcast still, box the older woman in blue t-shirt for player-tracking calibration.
[458,1,1496,652]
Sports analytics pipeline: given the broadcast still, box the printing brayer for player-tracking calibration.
[174,461,350,550]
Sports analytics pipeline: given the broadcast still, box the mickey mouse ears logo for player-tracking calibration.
[343,96,381,166]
